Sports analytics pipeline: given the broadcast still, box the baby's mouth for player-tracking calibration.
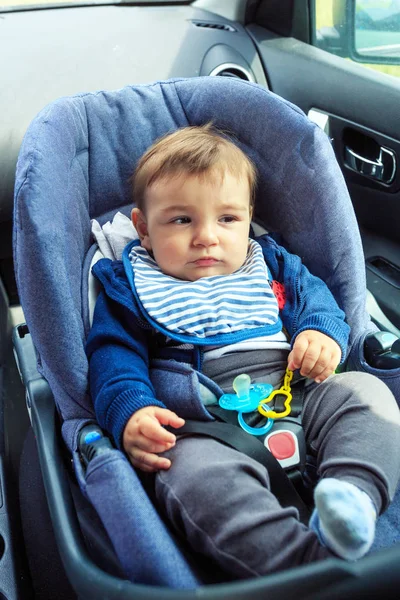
[193,257,219,266]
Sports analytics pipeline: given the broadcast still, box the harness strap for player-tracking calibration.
[287,378,306,418]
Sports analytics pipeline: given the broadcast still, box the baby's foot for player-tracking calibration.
[309,478,376,560]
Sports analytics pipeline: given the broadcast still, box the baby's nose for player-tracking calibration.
[194,223,218,246]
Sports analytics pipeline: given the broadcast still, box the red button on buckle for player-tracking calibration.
[265,430,300,469]
[267,432,296,460]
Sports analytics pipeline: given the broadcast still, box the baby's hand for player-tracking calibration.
[288,330,341,383]
[123,406,185,472]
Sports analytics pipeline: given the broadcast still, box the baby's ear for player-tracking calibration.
[131,208,152,251]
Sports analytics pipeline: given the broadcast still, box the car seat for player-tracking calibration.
[13,77,400,599]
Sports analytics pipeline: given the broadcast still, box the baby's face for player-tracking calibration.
[132,171,252,281]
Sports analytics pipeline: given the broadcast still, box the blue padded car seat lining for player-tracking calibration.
[14,76,379,451]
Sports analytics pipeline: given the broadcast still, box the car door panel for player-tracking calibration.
[247,24,400,329]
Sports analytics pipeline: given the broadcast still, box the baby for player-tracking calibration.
[86,124,400,578]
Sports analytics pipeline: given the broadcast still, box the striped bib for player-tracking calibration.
[129,239,280,339]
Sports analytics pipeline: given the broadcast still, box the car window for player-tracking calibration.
[0,0,190,10]
[313,0,400,79]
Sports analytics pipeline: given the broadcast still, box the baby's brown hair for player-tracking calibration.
[132,124,257,212]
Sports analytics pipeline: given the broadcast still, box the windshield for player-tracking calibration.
[1,0,190,11]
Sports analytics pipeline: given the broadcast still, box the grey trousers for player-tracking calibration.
[155,361,400,578]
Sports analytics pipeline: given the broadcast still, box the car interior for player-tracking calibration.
[1,0,400,599]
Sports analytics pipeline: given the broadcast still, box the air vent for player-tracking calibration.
[192,21,236,32]
[209,63,254,82]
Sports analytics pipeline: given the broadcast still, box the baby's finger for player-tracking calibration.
[299,341,321,377]
[313,362,336,383]
[139,414,177,445]
[288,336,309,370]
[307,349,332,381]
[129,447,172,472]
[134,434,175,454]
[153,408,185,429]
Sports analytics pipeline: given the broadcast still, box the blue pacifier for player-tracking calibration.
[219,374,274,436]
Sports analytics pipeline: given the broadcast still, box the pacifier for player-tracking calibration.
[219,374,274,436]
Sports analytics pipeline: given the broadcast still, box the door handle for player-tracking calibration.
[344,145,396,184]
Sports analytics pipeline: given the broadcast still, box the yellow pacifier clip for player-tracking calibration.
[258,367,293,419]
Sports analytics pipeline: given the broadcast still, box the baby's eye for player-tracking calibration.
[219,215,238,223]
[171,216,191,225]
